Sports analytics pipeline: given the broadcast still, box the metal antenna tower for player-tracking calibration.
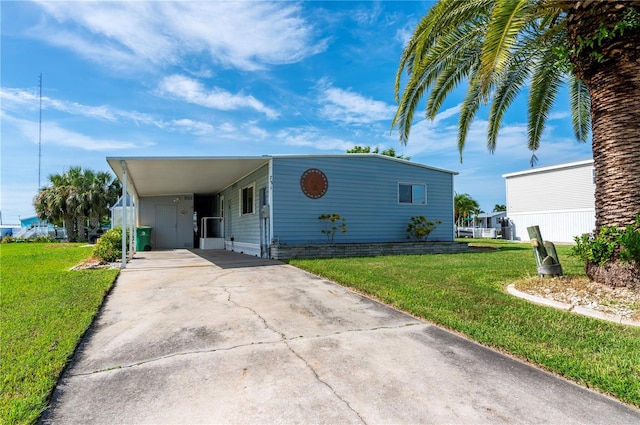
[38,73,43,191]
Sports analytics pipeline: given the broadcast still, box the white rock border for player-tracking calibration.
[507,284,640,327]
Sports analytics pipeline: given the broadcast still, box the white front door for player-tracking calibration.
[155,205,177,249]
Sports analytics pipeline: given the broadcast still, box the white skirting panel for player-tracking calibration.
[225,241,261,257]
[509,209,595,243]
[200,237,224,250]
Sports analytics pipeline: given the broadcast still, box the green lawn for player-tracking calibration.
[290,239,640,408]
[0,243,119,424]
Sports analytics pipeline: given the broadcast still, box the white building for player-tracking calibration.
[502,159,595,243]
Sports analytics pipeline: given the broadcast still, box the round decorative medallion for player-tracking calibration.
[300,168,328,199]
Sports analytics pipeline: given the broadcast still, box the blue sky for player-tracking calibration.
[1,1,593,225]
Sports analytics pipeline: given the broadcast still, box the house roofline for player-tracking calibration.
[502,159,593,179]
[106,154,459,176]
[266,153,459,175]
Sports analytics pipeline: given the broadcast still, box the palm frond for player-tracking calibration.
[486,22,550,152]
[479,0,531,91]
[425,22,486,118]
[528,46,564,153]
[458,77,484,162]
[569,75,591,142]
[395,0,493,101]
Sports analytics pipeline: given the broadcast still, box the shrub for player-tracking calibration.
[406,216,442,241]
[92,227,129,262]
[1,235,57,244]
[318,214,347,244]
[31,235,57,243]
[573,214,640,266]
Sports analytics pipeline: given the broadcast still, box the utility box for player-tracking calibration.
[136,226,152,251]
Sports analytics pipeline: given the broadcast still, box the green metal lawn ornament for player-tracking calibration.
[527,225,563,277]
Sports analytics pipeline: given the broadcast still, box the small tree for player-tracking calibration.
[318,214,347,244]
[406,216,442,241]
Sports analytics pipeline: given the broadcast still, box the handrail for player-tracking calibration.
[201,216,223,238]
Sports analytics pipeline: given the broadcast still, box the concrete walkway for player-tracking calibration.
[41,250,640,424]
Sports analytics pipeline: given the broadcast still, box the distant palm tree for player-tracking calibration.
[493,204,507,213]
[85,170,121,233]
[393,0,640,287]
[454,193,480,228]
[34,183,74,239]
[34,167,120,242]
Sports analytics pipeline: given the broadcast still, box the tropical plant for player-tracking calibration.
[34,167,120,242]
[454,193,480,227]
[393,0,640,288]
[93,226,129,263]
[493,204,507,212]
[318,213,347,244]
[406,216,442,241]
[347,145,411,160]
[572,215,640,289]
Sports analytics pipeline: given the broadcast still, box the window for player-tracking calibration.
[240,184,254,215]
[398,183,426,204]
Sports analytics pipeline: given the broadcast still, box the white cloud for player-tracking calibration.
[157,75,279,119]
[317,82,396,124]
[1,87,223,136]
[4,114,150,151]
[395,20,418,46]
[46,123,147,151]
[548,111,570,120]
[169,119,214,136]
[276,129,354,151]
[218,122,236,134]
[246,124,269,140]
[33,1,328,72]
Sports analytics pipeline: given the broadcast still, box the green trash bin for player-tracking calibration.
[136,226,152,251]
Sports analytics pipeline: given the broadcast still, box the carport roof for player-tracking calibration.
[107,156,270,198]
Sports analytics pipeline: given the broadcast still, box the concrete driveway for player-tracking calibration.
[41,250,639,424]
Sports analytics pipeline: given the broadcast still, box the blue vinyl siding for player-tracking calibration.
[271,156,454,244]
[219,164,269,245]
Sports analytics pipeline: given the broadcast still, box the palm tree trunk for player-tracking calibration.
[566,1,640,289]
[76,216,87,242]
[63,214,75,242]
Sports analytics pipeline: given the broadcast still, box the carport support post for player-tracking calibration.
[121,161,127,269]
[129,196,135,261]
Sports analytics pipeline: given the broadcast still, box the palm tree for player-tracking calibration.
[85,170,121,233]
[454,193,480,228]
[493,204,507,213]
[34,167,120,242]
[393,0,640,287]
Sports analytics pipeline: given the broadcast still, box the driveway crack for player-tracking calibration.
[222,287,366,423]
[222,287,286,339]
[284,340,367,425]
[69,339,284,377]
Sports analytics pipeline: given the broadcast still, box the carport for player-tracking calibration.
[107,156,270,267]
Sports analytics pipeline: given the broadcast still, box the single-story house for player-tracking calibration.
[476,211,507,230]
[456,211,508,239]
[107,154,458,259]
[502,159,595,243]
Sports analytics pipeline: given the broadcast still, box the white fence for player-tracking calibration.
[456,227,498,239]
